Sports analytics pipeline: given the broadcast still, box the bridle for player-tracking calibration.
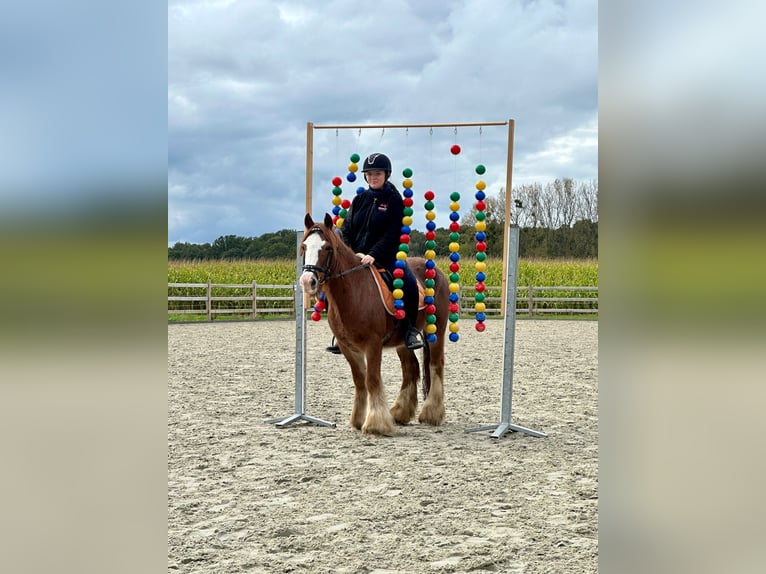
[301,226,369,286]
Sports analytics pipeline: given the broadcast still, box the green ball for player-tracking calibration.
[476,252,486,262]
[402,167,413,177]
[449,312,460,323]
[393,278,404,289]
[449,232,460,242]
[449,272,460,283]
[403,207,414,217]
[424,201,435,211]
[332,186,343,195]
[425,240,436,250]
[425,278,435,288]
[427,314,437,324]
[450,192,460,201]
[476,211,486,221]
[475,292,485,302]
[399,243,410,253]
[475,164,486,175]
[350,153,360,163]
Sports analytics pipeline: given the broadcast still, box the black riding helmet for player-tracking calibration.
[361,153,392,180]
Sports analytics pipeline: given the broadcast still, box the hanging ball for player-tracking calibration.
[475,282,486,292]
[332,176,342,187]
[449,302,460,313]
[341,198,351,209]
[475,302,486,313]
[332,195,342,206]
[475,220,486,232]
[475,164,486,175]
[348,163,358,173]
[427,333,438,343]
[424,200,435,211]
[475,200,486,211]
[311,311,322,322]
[450,191,461,201]
[393,268,405,278]
[402,178,413,189]
[424,190,435,201]
[346,172,357,182]
[332,186,343,196]
[449,262,460,273]
[449,211,460,222]
[314,300,326,311]
[393,288,404,300]
[449,282,460,293]
[426,211,436,221]
[475,322,486,332]
[402,167,413,177]
[394,309,406,320]
[450,144,461,155]
[450,201,460,212]
[475,180,486,191]
[449,332,460,342]
[356,186,365,194]
[425,304,437,315]
[450,221,460,232]
[350,153,360,163]
[426,323,437,335]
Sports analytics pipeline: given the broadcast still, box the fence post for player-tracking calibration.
[206,280,212,321]
[527,286,534,317]
[252,280,258,319]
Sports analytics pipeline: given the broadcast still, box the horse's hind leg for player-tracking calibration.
[390,347,419,424]
[419,339,446,425]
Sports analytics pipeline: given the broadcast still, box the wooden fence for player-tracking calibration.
[168,282,598,320]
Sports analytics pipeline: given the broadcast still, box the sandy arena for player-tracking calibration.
[168,318,598,573]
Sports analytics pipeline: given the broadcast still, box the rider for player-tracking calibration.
[326,152,424,353]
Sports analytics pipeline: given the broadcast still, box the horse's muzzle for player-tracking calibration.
[299,270,319,295]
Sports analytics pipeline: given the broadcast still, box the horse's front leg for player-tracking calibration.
[390,346,420,424]
[361,348,396,436]
[342,347,368,430]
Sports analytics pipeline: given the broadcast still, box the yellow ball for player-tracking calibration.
[424,250,436,260]
[450,201,460,212]
[402,178,413,189]
[449,242,460,253]
[475,261,486,272]
[475,180,486,191]
[348,163,358,173]
[402,216,413,226]
[424,288,435,297]
[332,195,342,206]
[392,289,404,299]
[449,282,460,293]
[475,221,486,231]
[336,218,344,227]
[425,211,436,221]
[475,302,486,312]
[396,251,407,260]
[425,323,437,334]
[449,322,460,333]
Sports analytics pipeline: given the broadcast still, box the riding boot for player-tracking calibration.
[402,264,424,350]
[326,336,341,354]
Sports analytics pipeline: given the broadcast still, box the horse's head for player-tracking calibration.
[299,213,336,295]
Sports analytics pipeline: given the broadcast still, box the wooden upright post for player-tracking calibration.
[501,119,515,318]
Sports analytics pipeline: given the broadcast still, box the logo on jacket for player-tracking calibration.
[377,202,388,211]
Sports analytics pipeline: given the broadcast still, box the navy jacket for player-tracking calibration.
[340,181,403,270]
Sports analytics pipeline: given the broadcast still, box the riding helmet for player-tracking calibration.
[361,153,392,176]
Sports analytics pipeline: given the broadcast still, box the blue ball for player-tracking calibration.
[426,221,436,231]
[394,299,405,309]
[356,186,365,194]
[346,172,356,182]
[395,259,406,268]
[476,271,486,282]
[427,333,437,344]
[475,231,486,242]
[424,295,434,305]
[450,252,460,262]
[475,190,486,200]
[449,332,460,342]
[449,211,460,221]
[476,312,486,322]
[400,225,411,235]
[425,259,436,269]
[332,205,341,215]
[403,188,413,198]
[449,293,459,303]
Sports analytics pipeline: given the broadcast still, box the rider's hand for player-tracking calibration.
[358,253,375,265]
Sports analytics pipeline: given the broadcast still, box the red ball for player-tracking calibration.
[450,144,461,155]
[475,322,486,332]
[314,300,325,312]
[476,242,487,252]
[449,221,460,232]
[400,234,410,243]
[475,200,486,211]
[424,190,435,201]
[341,199,351,209]
[403,197,414,207]
[393,268,405,278]
[311,311,322,322]
[332,176,342,186]
[425,268,436,279]
[425,304,437,315]
[449,262,460,273]
[449,302,459,313]
[332,215,339,224]
[475,282,486,293]
[394,309,406,320]
[425,231,436,240]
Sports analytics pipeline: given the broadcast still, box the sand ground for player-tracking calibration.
[168,318,598,573]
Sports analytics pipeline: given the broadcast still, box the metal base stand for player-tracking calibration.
[266,232,336,430]
[465,227,546,440]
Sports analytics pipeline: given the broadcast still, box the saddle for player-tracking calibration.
[369,267,425,317]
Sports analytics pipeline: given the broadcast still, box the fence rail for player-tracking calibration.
[168,282,598,320]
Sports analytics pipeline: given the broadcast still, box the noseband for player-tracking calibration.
[302,226,369,285]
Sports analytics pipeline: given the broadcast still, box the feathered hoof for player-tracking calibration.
[418,404,445,426]
[362,410,396,437]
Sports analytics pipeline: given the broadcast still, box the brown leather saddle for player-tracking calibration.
[369,267,425,316]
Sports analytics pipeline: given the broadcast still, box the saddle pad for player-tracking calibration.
[369,267,425,316]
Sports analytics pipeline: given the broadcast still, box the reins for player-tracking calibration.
[302,227,370,285]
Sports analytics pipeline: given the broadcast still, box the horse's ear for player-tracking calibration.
[305,213,314,229]
[324,213,333,228]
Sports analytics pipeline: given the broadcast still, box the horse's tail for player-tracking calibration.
[422,340,431,400]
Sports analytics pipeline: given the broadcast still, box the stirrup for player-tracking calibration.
[405,328,424,351]
[326,336,342,354]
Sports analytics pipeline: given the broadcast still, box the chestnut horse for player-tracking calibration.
[299,213,449,436]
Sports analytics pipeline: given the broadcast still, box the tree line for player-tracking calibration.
[168,179,598,261]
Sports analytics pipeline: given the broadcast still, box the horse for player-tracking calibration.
[299,213,450,436]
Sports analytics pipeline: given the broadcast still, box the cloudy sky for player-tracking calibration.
[168,0,597,245]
